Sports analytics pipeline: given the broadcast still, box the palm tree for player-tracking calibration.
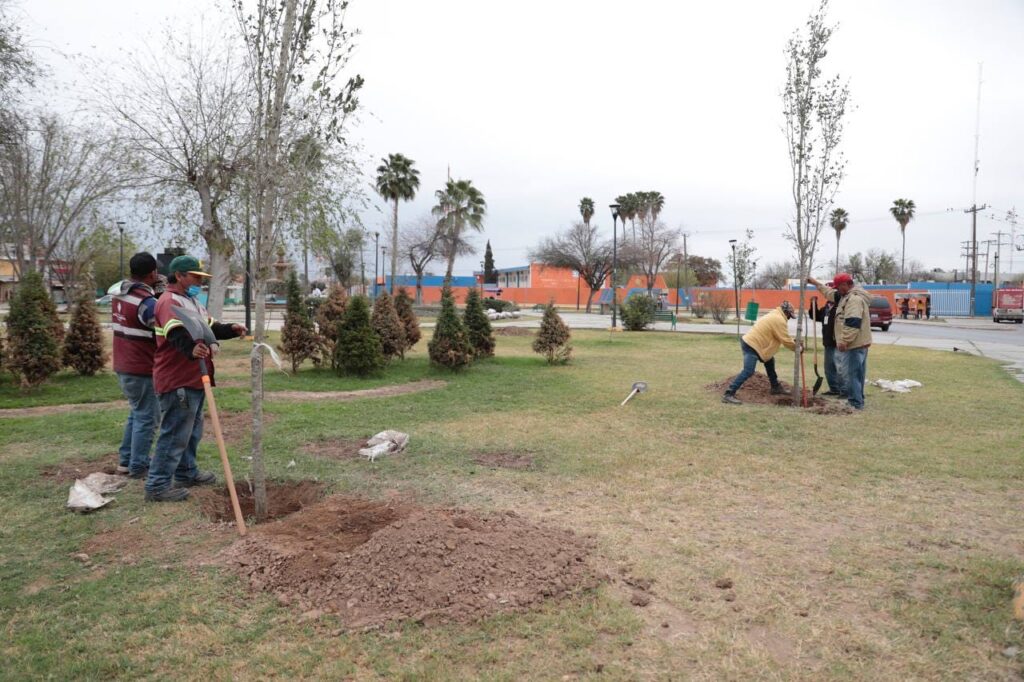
[578,197,595,226]
[648,191,665,223]
[889,198,916,281]
[375,153,421,294]
[615,193,639,240]
[829,207,849,276]
[432,178,487,285]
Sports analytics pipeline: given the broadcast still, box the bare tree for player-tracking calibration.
[103,27,253,318]
[401,214,440,304]
[727,229,758,289]
[236,0,363,520]
[632,215,680,294]
[530,221,613,313]
[754,260,797,289]
[782,0,849,401]
[0,113,135,281]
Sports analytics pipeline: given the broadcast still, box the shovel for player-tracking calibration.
[620,381,648,407]
[811,299,824,396]
[172,306,247,536]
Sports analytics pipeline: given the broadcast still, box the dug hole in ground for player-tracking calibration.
[706,372,853,415]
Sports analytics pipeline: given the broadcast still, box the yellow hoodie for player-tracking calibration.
[741,307,796,361]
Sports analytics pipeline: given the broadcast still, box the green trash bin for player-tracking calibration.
[744,301,760,322]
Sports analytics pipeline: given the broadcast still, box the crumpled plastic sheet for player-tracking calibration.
[359,430,410,462]
[66,473,128,513]
[871,378,923,393]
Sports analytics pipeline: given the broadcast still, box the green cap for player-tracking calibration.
[168,255,211,278]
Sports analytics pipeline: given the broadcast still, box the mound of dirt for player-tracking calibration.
[302,438,369,460]
[494,326,535,337]
[220,495,600,629]
[473,452,536,470]
[40,452,119,482]
[194,480,325,523]
[706,373,852,416]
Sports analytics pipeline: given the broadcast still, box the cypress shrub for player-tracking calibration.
[6,271,63,387]
[463,288,495,358]
[333,294,384,377]
[316,284,348,368]
[279,270,322,372]
[371,291,406,362]
[622,294,657,331]
[532,302,573,365]
[62,287,107,376]
[394,287,420,358]
[428,286,473,370]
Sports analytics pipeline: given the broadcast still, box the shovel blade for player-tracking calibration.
[813,375,824,395]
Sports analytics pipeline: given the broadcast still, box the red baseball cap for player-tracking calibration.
[833,273,854,286]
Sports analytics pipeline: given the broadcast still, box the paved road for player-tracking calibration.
[214,307,1024,383]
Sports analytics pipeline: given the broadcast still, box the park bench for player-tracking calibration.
[654,310,677,330]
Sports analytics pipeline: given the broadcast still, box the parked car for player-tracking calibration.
[95,294,113,307]
[869,296,892,331]
[992,288,1024,324]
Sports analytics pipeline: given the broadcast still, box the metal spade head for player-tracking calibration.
[632,381,648,394]
[171,305,217,347]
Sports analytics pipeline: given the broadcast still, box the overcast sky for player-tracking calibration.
[21,0,1024,279]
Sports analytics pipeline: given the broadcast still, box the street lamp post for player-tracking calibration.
[373,231,380,298]
[729,239,739,337]
[117,221,126,280]
[381,246,388,294]
[674,254,682,315]
[609,203,621,329]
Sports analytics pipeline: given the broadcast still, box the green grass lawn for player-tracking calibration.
[1,330,1022,680]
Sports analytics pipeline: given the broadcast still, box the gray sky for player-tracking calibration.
[22,0,1024,279]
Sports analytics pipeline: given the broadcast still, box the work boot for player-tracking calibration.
[769,385,787,396]
[116,465,130,475]
[174,470,217,487]
[721,394,742,405]
[145,487,190,503]
[128,467,149,480]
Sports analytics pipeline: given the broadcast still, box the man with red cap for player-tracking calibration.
[808,273,872,410]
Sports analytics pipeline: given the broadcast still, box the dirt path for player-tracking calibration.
[0,400,127,419]
[267,379,446,402]
[0,380,445,419]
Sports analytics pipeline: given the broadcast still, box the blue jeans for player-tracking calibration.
[823,346,843,395]
[726,340,779,395]
[838,347,868,409]
[145,388,205,494]
[117,373,159,475]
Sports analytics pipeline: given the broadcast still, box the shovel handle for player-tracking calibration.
[201,375,247,536]
[620,389,638,407]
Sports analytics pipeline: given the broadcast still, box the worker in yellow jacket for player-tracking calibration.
[722,301,800,404]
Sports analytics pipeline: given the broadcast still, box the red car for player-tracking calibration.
[869,296,892,331]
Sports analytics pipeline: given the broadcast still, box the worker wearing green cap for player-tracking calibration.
[145,255,247,502]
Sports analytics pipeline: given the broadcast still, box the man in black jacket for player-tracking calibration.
[810,282,844,397]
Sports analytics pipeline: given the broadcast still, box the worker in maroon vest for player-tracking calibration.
[112,252,163,478]
[145,255,246,502]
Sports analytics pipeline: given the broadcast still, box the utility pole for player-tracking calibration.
[966,63,984,316]
[1008,208,1019,284]
[964,204,987,314]
[991,230,1008,289]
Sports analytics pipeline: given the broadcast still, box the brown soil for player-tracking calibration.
[268,379,445,402]
[706,373,852,416]
[0,400,126,419]
[473,452,536,471]
[219,495,600,629]
[193,480,326,523]
[302,438,369,461]
[494,326,535,337]
[40,452,120,482]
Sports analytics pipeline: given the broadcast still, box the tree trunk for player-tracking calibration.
[206,247,231,320]
[197,184,231,320]
[415,274,423,304]
[390,198,399,295]
[249,0,299,523]
[901,228,906,282]
[835,235,841,277]
[584,288,596,314]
